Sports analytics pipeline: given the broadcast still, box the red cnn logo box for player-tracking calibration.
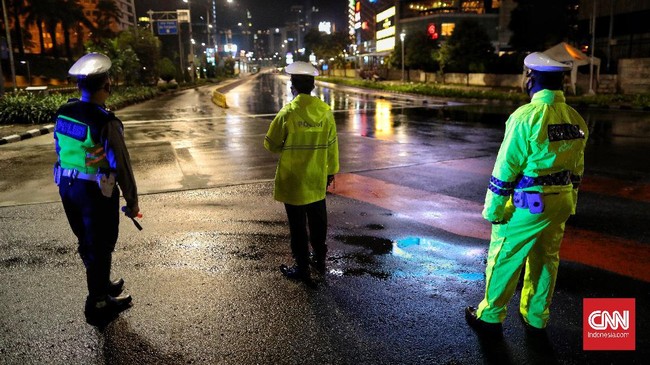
[583,298,635,351]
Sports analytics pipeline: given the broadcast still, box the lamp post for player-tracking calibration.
[588,0,596,95]
[20,60,30,85]
[1,0,17,90]
[400,31,406,83]
[183,0,195,82]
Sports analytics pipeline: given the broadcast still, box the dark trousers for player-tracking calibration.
[284,199,328,269]
[59,177,119,300]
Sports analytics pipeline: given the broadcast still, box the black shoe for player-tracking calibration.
[108,278,124,297]
[519,312,546,334]
[310,256,327,275]
[280,264,310,281]
[85,294,132,326]
[465,306,503,336]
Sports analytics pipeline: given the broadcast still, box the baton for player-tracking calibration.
[121,206,143,231]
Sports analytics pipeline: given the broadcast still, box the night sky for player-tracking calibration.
[135,0,348,31]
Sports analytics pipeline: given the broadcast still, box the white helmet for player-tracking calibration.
[285,61,319,76]
[524,52,571,72]
[68,52,112,78]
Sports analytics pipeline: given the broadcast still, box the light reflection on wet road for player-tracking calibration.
[1,72,649,364]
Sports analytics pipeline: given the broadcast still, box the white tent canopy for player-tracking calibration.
[544,42,600,94]
[522,42,601,95]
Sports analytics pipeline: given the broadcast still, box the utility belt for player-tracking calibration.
[515,170,572,189]
[54,162,116,197]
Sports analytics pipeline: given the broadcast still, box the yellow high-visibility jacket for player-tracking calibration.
[483,89,589,222]
[264,93,340,205]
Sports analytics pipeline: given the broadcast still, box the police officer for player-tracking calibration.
[54,53,139,325]
[264,61,340,282]
[465,52,588,334]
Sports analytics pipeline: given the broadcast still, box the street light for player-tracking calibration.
[400,31,406,83]
[20,60,31,85]
[1,0,17,90]
[183,0,195,82]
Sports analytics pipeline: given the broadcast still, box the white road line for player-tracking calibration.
[122,105,429,125]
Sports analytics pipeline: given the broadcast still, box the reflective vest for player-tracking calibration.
[264,94,339,205]
[54,99,112,173]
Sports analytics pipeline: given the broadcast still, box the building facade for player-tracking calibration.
[398,0,505,50]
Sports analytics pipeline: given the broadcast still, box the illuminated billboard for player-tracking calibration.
[375,6,396,52]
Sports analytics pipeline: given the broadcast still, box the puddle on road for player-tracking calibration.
[335,235,393,254]
[332,235,484,281]
[365,223,385,230]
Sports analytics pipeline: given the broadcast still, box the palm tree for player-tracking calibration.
[93,0,122,41]
[24,0,93,59]
[24,0,58,55]
[60,0,94,60]
[8,0,26,57]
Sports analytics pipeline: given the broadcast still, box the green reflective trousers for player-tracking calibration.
[476,191,574,329]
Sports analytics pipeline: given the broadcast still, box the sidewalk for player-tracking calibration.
[0,123,55,145]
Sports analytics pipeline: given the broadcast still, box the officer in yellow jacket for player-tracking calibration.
[264,61,339,282]
[54,53,139,325]
[465,52,588,334]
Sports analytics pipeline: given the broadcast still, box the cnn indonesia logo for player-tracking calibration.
[583,298,635,351]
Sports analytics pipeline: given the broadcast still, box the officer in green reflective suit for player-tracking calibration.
[466,52,589,334]
[264,61,339,282]
[54,53,139,325]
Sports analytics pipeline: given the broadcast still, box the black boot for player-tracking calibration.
[280,264,310,281]
[465,306,503,336]
[519,312,547,335]
[85,294,132,326]
[108,278,124,297]
[310,256,327,275]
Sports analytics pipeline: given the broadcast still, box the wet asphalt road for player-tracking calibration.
[0,73,648,364]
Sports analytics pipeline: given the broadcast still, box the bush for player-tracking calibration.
[0,91,69,125]
[0,86,160,125]
[319,77,650,108]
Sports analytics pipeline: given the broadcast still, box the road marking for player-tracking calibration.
[331,173,490,239]
[120,106,428,125]
[331,173,649,282]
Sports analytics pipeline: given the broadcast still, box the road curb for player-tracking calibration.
[0,124,55,146]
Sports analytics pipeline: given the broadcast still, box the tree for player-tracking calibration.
[60,0,95,61]
[158,57,177,83]
[509,0,580,52]
[86,33,139,86]
[389,31,440,73]
[436,19,495,73]
[116,29,161,84]
[304,29,349,64]
[8,0,26,57]
[93,0,122,41]
[23,0,93,59]
[24,0,58,55]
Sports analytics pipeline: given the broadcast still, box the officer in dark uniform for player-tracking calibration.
[53,53,139,325]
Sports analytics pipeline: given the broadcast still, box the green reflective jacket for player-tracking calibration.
[264,94,340,205]
[483,89,589,222]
